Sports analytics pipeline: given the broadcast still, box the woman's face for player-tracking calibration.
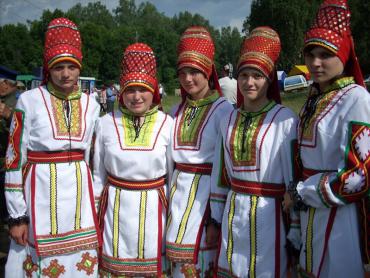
[238,67,269,109]
[304,46,344,90]
[49,62,80,94]
[121,85,153,116]
[178,67,210,100]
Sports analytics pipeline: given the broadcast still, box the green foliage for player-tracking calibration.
[245,0,321,71]
[2,0,369,94]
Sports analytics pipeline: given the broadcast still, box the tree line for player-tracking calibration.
[0,0,369,94]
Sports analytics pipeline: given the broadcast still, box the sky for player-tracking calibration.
[0,0,252,31]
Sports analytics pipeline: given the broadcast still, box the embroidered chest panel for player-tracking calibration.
[41,90,87,141]
[176,103,212,147]
[300,90,338,143]
[229,112,266,167]
[121,112,158,147]
[50,96,83,137]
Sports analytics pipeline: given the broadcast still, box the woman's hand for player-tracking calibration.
[206,222,220,247]
[283,192,294,212]
[9,224,29,246]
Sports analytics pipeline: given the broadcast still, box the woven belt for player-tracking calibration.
[231,178,285,198]
[302,167,336,180]
[27,150,84,163]
[175,162,212,175]
[107,174,166,190]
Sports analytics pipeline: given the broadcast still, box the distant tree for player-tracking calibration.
[67,2,116,29]
[0,24,38,73]
[114,0,137,26]
[349,0,370,75]
[244,0,320,71]
[217,26,243,76]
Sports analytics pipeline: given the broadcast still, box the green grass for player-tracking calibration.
[161,95,182,113]
[281,89,308,115]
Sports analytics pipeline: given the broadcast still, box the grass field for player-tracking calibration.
[161,90,308,115]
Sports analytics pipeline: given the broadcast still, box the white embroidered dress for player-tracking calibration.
[93,107,173,277]
[5,85,100,277]
[211,102,297,278]
[297,78,370,278]
[166,92,233,277]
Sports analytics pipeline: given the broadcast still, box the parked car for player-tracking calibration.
[284,74,309,92]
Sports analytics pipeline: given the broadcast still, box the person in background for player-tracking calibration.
[106,84,116,113]
[99,85,107,113]
[0,75,18,224]
[218,63,237,106]
[284,0,370,277]
[4,18,101,277]
[211,26,297,278]
[93,43,173,277]
[166,26,233,277]
[159,83,166,99]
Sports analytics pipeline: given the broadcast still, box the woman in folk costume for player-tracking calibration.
[166,26,233,277]
[4,18,101,277]
[210,27,298,278]
[93,43,173,277]
[285,0,370,277]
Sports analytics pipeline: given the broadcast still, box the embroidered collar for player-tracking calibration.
[239,100,276,118]
[310,76,355,97]
[185,90,219,108]
[47,82,81,100]
[119,105,158,116]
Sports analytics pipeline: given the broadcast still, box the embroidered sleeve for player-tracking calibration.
[298,91,370,207]
[329,121,370,203]
[5,96,31,218]
[210,134,230,223]
[92,118,107,209]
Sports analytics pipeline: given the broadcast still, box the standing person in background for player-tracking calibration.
[285,0,370,277]
[0,75,18,224]
[99,86,107,113]
[166,26,233,277]
[4,18,101,277]
[94,43,173,277]
[106,84,116,113]
[211,26,297,278]
[218,63,237,106]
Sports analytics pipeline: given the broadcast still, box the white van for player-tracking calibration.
[284,75,309,92]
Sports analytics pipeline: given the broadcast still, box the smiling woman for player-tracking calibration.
[93,42,173,277]
[211,26,298,278]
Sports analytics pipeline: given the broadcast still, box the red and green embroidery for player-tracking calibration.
[230,102,275,167]
[300,77,355,143]
[76,252,98,275]
[121,106,158,147]
[23,255,38,277]
[180,263,200,278]
[42,259,65,278]
[50,95,82,138]
[6,109,24,171]
[331,121,370,203]
[176,92,218,147]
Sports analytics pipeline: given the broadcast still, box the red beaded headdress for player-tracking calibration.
[177,26,221,100]
[119,43,160,105]
[237,26,281,106]
[304,0,365,86]
[43,18,82,83]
